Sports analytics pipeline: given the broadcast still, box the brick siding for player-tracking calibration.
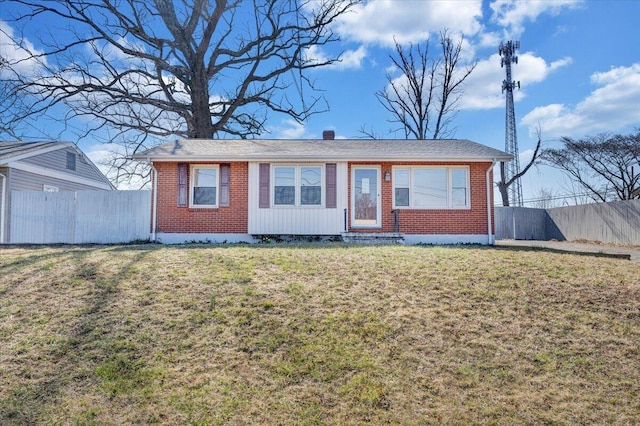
[154,160,493,236]
[154,162,248,233]
[348,162,493,235]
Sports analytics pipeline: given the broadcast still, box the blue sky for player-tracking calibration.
[1,0,639,202]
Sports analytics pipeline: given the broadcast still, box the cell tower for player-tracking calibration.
[499,40,523,207]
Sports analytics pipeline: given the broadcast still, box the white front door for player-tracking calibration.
[352,166,381,228]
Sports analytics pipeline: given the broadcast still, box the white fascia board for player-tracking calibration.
[7,160,114,190]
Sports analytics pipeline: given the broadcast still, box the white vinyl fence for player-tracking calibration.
[9,190,151,244]
[496,199,640,245]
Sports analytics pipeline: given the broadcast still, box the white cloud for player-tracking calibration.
[337,45,367,69]
[335,0,483,47]
[0,20,46,77]
[305,45,366,70]
[522,63,640,136]
[269,119,307,139]
[490,0,583,37]
[460,52,572,110]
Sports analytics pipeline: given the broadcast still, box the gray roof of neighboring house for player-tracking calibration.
[0,141,69,164]
[133,138,512,162]
[0,141,115,189]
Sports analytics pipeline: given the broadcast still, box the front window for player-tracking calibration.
[273,165,323,207]
[394,169,410,207]
[190,165,218,207]
[413,168,447,207]
[393,167,469,209]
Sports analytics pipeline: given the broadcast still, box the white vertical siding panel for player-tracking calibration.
[248,162,348,235]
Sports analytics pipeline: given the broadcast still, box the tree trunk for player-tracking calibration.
[190,67,215,138]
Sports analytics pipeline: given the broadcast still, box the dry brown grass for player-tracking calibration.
[1,243,639,425]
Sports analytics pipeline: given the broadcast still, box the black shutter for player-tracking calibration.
[259,163,270,208]
[178,163,188,207]
[326,163,336,208]
[220,164,230,207]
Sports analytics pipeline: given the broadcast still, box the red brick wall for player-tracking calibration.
[154,162,248,233]
[348,162,493,235]
[153,160,494,236]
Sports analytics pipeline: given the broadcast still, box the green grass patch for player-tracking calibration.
[0,243,639,424]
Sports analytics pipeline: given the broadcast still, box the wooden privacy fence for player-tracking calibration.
[496,200,640,245]
[9,190,151,244]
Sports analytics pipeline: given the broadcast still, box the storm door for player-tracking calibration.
[351,167,381,227]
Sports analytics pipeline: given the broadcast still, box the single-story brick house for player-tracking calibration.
[133,133,511,244]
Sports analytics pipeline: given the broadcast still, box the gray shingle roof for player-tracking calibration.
[133,138,512,162]
[0,141,68,164]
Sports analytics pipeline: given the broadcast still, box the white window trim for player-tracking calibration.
[392,166,471,210]
[271,164,325,208]
[189,164,219,208]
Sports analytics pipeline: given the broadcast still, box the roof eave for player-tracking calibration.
[133,154,512,163]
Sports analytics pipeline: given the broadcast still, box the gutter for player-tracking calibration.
[134,155,513,163]
[0,172,5,244]
[151,162,158,243]
[486,159,497,245]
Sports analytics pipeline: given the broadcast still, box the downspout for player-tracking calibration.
[0,172,6,244]
[486,159,497,245]
[150,162,158,243]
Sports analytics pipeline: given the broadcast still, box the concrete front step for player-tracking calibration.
[341,232,405,244]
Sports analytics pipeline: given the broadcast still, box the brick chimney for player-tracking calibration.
[322,130,335,140]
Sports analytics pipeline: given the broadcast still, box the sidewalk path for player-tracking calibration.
[495,239,640,263]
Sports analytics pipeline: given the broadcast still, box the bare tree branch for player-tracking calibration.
[497,128,543,207]
[372,29,476,140]
[540,130,640,202]
[2,0,359,186]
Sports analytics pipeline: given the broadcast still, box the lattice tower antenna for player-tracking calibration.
[499,40,523,206]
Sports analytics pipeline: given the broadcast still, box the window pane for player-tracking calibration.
[394,169,409,188]
[301,166,321,205]
[195,168,217,187]
[193,187,216,205]
[451,169,467,188]
[394,169,410,207]
[274,167,295,205]
[451,169,467,207]
[274,186,295,205]
[275,167,295,186]
[413,168,447,207]
[395,188,410,206]
[301,186,321,205]
[452,188,467,206]
[301,167,321,187]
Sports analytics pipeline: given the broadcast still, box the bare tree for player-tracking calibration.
[374,30,476,140]
[1,0,358,145]
[497,131,542,207]
[530,187,557,209]
[540,130,640,202]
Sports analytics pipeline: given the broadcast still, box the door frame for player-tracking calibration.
[351,165,381,228]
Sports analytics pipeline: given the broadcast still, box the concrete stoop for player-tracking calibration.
[341,232,405,244]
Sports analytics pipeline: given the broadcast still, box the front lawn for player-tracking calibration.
[1,244,638,424]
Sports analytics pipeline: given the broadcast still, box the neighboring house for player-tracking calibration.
[133,133,511,245]
[0,141,115,243]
